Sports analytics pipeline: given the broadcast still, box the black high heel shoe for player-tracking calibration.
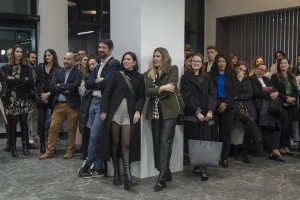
[200,167,209,181]
[153,174,166,192]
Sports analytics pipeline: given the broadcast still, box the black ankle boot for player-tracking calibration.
[112,151,121,186]
[153,173,167,192]
[241,151,250,164]
[11,147,18,158]
[22,142,30,156]
[122,152,137,190]
[40,143,46,154]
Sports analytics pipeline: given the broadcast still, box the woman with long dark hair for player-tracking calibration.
[4,45,35,157]
[271,58,298,156]
[210,54,237,168]
[144,47,183,191]
[35,49,60,153]
[234,61,262,163]
[100,52,145,189]
[181,53,217,180]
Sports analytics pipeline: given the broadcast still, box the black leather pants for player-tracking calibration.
[151,118,177,175]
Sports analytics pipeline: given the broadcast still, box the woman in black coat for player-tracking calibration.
[100,52,145,190]
[35,49,60,154]
[234,61,262,164]
[4,45,35,157]
[250,63,285,162]
[180,53,217,181]
[209,54,237,168]
[271,58,298,156]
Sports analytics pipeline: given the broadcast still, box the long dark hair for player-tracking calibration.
[276,57,297,88]
[211,53,230,74]
[43,49,59,69]
[121,52,138,71]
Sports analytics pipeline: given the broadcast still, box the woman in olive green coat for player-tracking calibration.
[144,47,184,192]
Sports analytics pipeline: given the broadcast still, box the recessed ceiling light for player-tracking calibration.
[68,1,77,6]
[103,11,109,14]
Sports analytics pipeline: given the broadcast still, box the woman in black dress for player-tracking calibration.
[35,49,60,153]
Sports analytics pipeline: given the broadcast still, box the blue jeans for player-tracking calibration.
[86,98,103,170]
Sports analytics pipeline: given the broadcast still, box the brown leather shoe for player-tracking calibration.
[63,152,74,159]
[39,152,54,160]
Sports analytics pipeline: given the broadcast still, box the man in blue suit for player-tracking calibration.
[78,39,121,178]
[39,52,83,160]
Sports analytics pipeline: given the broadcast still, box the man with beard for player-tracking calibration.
[26,51,38,148]
[39,52,82,160]
[78,39,121,178]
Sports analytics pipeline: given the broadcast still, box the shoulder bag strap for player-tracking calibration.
[120,71,135,96]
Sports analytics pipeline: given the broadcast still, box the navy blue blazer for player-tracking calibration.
[85,57,121,91]
[50,66,83,109]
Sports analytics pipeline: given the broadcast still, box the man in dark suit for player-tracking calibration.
[78,39,121,178]
[39,52,82,160]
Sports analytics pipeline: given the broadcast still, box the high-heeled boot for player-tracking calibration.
[112,151,121,186]
[10,129,18,158]
[122,152,137,190]
[22,128,30,156]
[165,168,172,181]
[153,172,167,192]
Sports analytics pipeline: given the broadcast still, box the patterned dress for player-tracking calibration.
[5,64,33,115]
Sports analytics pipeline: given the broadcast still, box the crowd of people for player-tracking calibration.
[1,40,300,192]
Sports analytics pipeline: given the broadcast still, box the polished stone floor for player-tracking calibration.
[1,138,300,200]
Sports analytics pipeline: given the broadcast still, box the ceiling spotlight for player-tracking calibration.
[68,1,77,7]
[103,11,109,14]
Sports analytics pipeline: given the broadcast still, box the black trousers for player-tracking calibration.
[37,104,52,146]
[151,118,177,174]
[280,108,294,148]
[212,107,236,160]
[240,116,260,152]
[261,127,280,154]
[82,126,90,159]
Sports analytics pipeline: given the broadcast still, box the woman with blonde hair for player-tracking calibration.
[144,47,184,191]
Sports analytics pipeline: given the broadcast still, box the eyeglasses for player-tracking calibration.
[192,60,202,63]
[257,68,266,72]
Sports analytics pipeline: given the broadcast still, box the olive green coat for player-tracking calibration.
[144,65,184,120]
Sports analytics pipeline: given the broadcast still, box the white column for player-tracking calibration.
[111,0,185,178]
[37,0,68,66]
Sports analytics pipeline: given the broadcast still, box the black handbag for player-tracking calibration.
[267,99,283,115]
[174,91,184,125]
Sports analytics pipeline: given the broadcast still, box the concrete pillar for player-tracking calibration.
[111,0,185,178]
[37,0,68,66]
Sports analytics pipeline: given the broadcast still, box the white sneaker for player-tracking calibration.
[29,139,35,145]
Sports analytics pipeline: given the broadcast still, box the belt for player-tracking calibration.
[93,96,101,100]
[58,101,67,103]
